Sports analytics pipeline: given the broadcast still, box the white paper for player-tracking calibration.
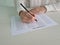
[11,14,58,36]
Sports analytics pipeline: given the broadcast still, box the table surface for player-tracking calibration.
[0,6,60,45]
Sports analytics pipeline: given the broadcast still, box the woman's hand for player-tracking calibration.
[19,6,47,23]
[19,10,35,23]
[30,6,47,14]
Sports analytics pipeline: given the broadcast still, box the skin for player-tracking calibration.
[19,6,47,23]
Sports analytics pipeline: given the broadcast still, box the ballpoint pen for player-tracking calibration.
[20,3,37,22]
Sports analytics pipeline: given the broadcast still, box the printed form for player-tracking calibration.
[11,14,58,36]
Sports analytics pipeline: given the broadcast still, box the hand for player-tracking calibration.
[19,10,35,23]
[19,6,47,23]
[30,6,47,14]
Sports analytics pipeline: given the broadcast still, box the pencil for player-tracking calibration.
[20,3,37,22]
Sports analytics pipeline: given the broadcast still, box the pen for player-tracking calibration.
[20,3,37,22]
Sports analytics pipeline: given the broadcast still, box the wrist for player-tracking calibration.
[39,6,47,13]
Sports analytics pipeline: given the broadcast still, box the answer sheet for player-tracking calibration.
[11,14,58,36]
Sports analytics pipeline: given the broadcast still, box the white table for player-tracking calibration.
[0,6,60,45]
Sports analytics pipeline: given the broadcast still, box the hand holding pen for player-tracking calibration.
[19,3,46,23]
[19,3,37,23]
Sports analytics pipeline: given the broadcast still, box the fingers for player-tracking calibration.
[26,12,35,19]
[20,11,35,23]
[22,13,35,23]
[23,12,35,19]
[22,17,35,23]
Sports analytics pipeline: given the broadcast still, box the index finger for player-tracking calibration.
[27,12,35,19]
[29,11,35,17]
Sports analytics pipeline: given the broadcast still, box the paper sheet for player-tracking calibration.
[11,14,58,36]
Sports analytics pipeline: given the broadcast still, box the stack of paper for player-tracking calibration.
[11,14,58,36]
